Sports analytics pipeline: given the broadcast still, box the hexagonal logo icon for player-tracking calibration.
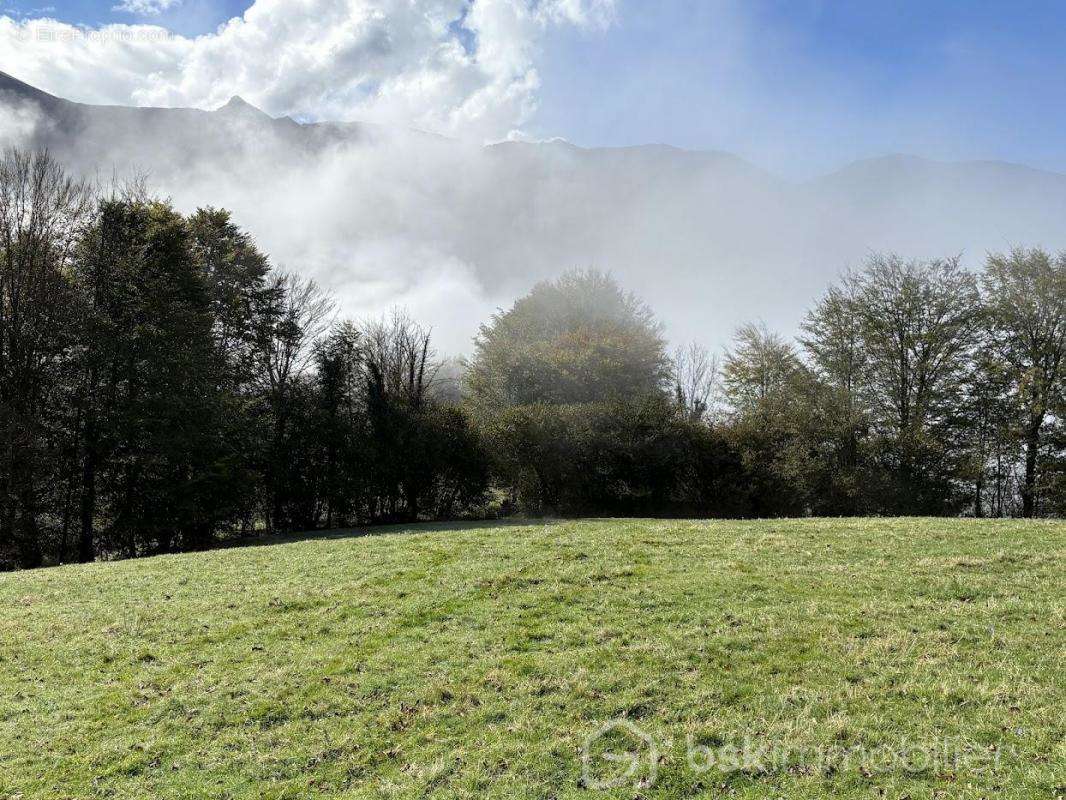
[581,719,659,790]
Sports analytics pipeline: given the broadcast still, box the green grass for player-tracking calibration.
[1,518,1064,799]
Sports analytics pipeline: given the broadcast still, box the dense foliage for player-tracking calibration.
[466,269,671,414]
[483,396,747,518]
[1,150,1064,569]
[0,152,488,569]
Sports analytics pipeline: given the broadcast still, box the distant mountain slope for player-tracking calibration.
[3,69,1065,350]
[808,154,1066,257]
[0,69,66,111]
[0,69,381,168]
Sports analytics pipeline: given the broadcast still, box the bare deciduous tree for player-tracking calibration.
[360,309,438,408]
[257,272,335,395]
[672,341,719,423]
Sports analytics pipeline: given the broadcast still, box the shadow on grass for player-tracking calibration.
[221,517,555,553]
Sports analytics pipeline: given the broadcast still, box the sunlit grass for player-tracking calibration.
[1,518,1063,798]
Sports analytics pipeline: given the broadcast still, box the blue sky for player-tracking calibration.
[531,0,1066,175]
[4,0,251,36]
[6,0,1066,175]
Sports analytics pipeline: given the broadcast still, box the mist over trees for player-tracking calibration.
[466,270,671,413]
[1,149,1064,570]
[0,151,486,569]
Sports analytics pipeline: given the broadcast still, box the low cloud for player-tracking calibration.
[0,99,43,148]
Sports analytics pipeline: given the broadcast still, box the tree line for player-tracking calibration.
[466,256,1065,521]
[0,151,486,569]
[1,150,1063,569]
[719,253,1065,519]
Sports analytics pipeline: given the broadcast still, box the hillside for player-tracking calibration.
[1,518,1063,798]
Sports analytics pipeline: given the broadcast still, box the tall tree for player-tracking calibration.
[850,254,982,512]
[722,323,813,516]
[723,322,801,416]
[312,322,364,528]
[800,283,869,513]
[254,273,334,530]
[72,192,150,562]
[982,248,1066,517]
[361,312,436,521]
[0,150,91,568]
[960,346,1016,517]
[102,201,219,554]
[188,207,273,535]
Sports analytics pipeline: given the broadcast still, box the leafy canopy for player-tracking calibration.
[467,269,670,412]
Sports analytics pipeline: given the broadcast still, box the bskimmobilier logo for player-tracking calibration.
[581,719,660,790]
[579,718,1018,792]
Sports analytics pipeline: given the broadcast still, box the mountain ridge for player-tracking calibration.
[3,69,1063,184]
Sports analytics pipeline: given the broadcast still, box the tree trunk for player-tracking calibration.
[78,409,98,563]
[270,396,288,532]
[16,488,43,570]
[1021,421,1040,518]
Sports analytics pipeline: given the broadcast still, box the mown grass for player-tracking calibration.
[0,518,1063,799]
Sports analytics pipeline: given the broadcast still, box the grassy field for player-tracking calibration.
[0,518,1063,799]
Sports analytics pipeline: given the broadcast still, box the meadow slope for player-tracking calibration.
[0,518,1063,799]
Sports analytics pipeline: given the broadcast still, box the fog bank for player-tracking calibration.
[6,78,1066,354]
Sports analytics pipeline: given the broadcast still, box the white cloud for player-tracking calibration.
[0,0,617,353]
[0,99,43,148]
[0,0,615,140]
[112,0,181,15]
